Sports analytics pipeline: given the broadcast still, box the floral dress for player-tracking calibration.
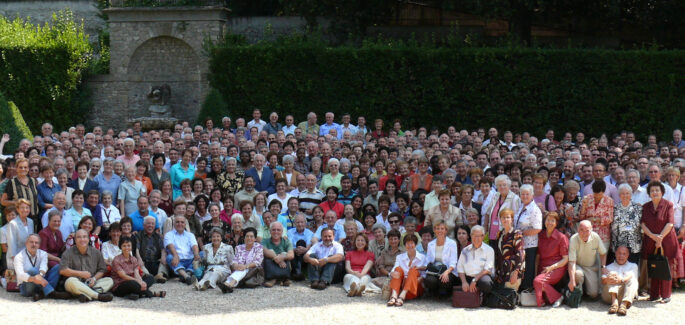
[494,229,524,284]
[611,202,642,254]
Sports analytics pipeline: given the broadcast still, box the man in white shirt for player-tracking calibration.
[14,234,70,301]
[457,225,494,294]
[304,227,344,290]
[246,108,266,133]
[626,169,649,205]
[601,246,638,315]
[164,216,200,285]
[282,115,296,136]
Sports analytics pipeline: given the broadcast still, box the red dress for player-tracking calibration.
[641,199,678,260]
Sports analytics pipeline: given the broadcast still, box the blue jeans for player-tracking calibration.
[19,265,60,297]
[307,253,337,284]
[166,254,203,277]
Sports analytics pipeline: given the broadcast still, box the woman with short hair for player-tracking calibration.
[111,236,165,300]
[196,227,234,291]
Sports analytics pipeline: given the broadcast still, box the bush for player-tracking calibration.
[196,88,229,127]
[0,10,92,134]
[0,92,33,154]
[209,40,685,139]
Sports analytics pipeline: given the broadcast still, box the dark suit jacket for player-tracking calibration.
[68,178,99,194]
[245,166,276,195]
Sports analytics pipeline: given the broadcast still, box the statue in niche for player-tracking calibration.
[147,84,171,118]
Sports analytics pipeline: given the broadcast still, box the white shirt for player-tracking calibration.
[426,238,459,276]
[631,186,649,205]
[247,119,266,133]
[603,261,638,283]
[665,183,685,228]
[151,207,169,229]
[267,193,292,214]
[78,177,87,191]
[334,219,364,232]
[392,251,427,278]
[306,240,344,259]
[100,204,122,225]
[375,213,391,231]
[101,241,122,263]
[164,229,198,260]
[514,200,543,249]
[457,243,495,277]
[282,124,296,135]
[14,249,48,285]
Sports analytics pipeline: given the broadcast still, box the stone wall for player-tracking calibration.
[0,0,105,41]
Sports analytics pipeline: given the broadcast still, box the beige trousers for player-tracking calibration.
[574,265,600,298]
[601,278,638,305]
[64,277,114,300]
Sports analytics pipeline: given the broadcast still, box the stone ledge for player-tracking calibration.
[104,6,230,22]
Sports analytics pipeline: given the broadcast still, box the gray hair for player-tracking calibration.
[404,216,417,225]
[55,168,69,179]
[328,158,340,166]
[150,189,162,197]
[47,209,63,221]
[103,157,115,165]
[310,156,322,164]
[371,223,387,234]
[143,215,156,223]
[225,156,237,164]
[563,180,580,191]
[520,184,534,195]
[494,174,511,188]
[282,155,295,164]
[123,138,135,146]
[470,225,485,236]
[89,158,101,167]
[442,168,457,178]
[209,227,224,237]
[464,207,479,216]
[626,168,640,180]
[101,190,113,199]
[618,183,632,194]
[231,213,244,224]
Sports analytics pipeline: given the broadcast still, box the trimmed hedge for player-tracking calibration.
[209,45,685,139]
[0,92,33,154]
[0,11,92,134]
[197,88,229,127]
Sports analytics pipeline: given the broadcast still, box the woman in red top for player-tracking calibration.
[111,237,165,299]
[319,186,344,219]
[641,181,679,303]
[343,233,376,296]
[38,211,65,269]
[534,212,569,307]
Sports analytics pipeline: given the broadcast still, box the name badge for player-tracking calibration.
[492,221,499,226]
[623,225,633,231]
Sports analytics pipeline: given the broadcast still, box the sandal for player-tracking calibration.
[617,304,627,316]
[395,297,404,307]
[387,297,397,306]
[608,304,618,314]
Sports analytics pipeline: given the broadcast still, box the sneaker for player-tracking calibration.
[281,279,291,287]
[310,280,320,289]
[263,279,277,288]
[47,291,71,300]
[78,294,90,303]
[32,293,44,302]
[97,293,114,302]
[218,282,233,294]
[348,283,358,297]
[154,273,167,284]
[552,296,564,308]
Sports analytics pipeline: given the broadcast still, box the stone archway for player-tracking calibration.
[127,36,202,122]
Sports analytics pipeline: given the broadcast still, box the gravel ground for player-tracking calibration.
[0,281,681,324]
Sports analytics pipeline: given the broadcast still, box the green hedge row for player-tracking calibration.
[0,11,92,134]
[209,44,685,140]
[0,92,33,154]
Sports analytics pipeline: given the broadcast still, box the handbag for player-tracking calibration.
[239,267,264,288]
[486,286,519,309]
[519,288,537,307]
[562,285,583,308]
[647,247,672,281]
[425,262,447,277]
[4,269,18,292]
[452,287,482,308]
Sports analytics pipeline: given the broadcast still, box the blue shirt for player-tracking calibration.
[277,212,297,230]
[36,182,62,210]
[314,222,346,241]
[129,209,159,232]
[67,207,92,230]
[282,125,296,136]
[170,162,196,200]
[94,173,122,202]
[164,229,198,260]
[288,227,314,247]
[319,122,343,139]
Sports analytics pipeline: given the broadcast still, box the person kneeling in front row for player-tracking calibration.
[60,229,114,302]
[602,246,638,316]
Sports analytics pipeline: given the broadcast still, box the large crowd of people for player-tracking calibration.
[0,110,683,315]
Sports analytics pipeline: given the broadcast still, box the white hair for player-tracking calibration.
[470,225,485,236]
[494,174,511,187]
[520,184,534,195]
[231,213,244,224]
[618,183,632,194]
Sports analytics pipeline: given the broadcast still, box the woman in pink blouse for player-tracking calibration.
[111,237,165,299]
[218,227,263,293]
[579,179,614,249]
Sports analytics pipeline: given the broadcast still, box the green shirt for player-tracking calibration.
[262,237,293,255]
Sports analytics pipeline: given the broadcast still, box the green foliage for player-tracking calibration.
[0,10,92,133]
[197,88,229,126]
[0,92,33,154]
[209,41,685,140]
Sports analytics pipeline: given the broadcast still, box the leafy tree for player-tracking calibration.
[0,92,33,154]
